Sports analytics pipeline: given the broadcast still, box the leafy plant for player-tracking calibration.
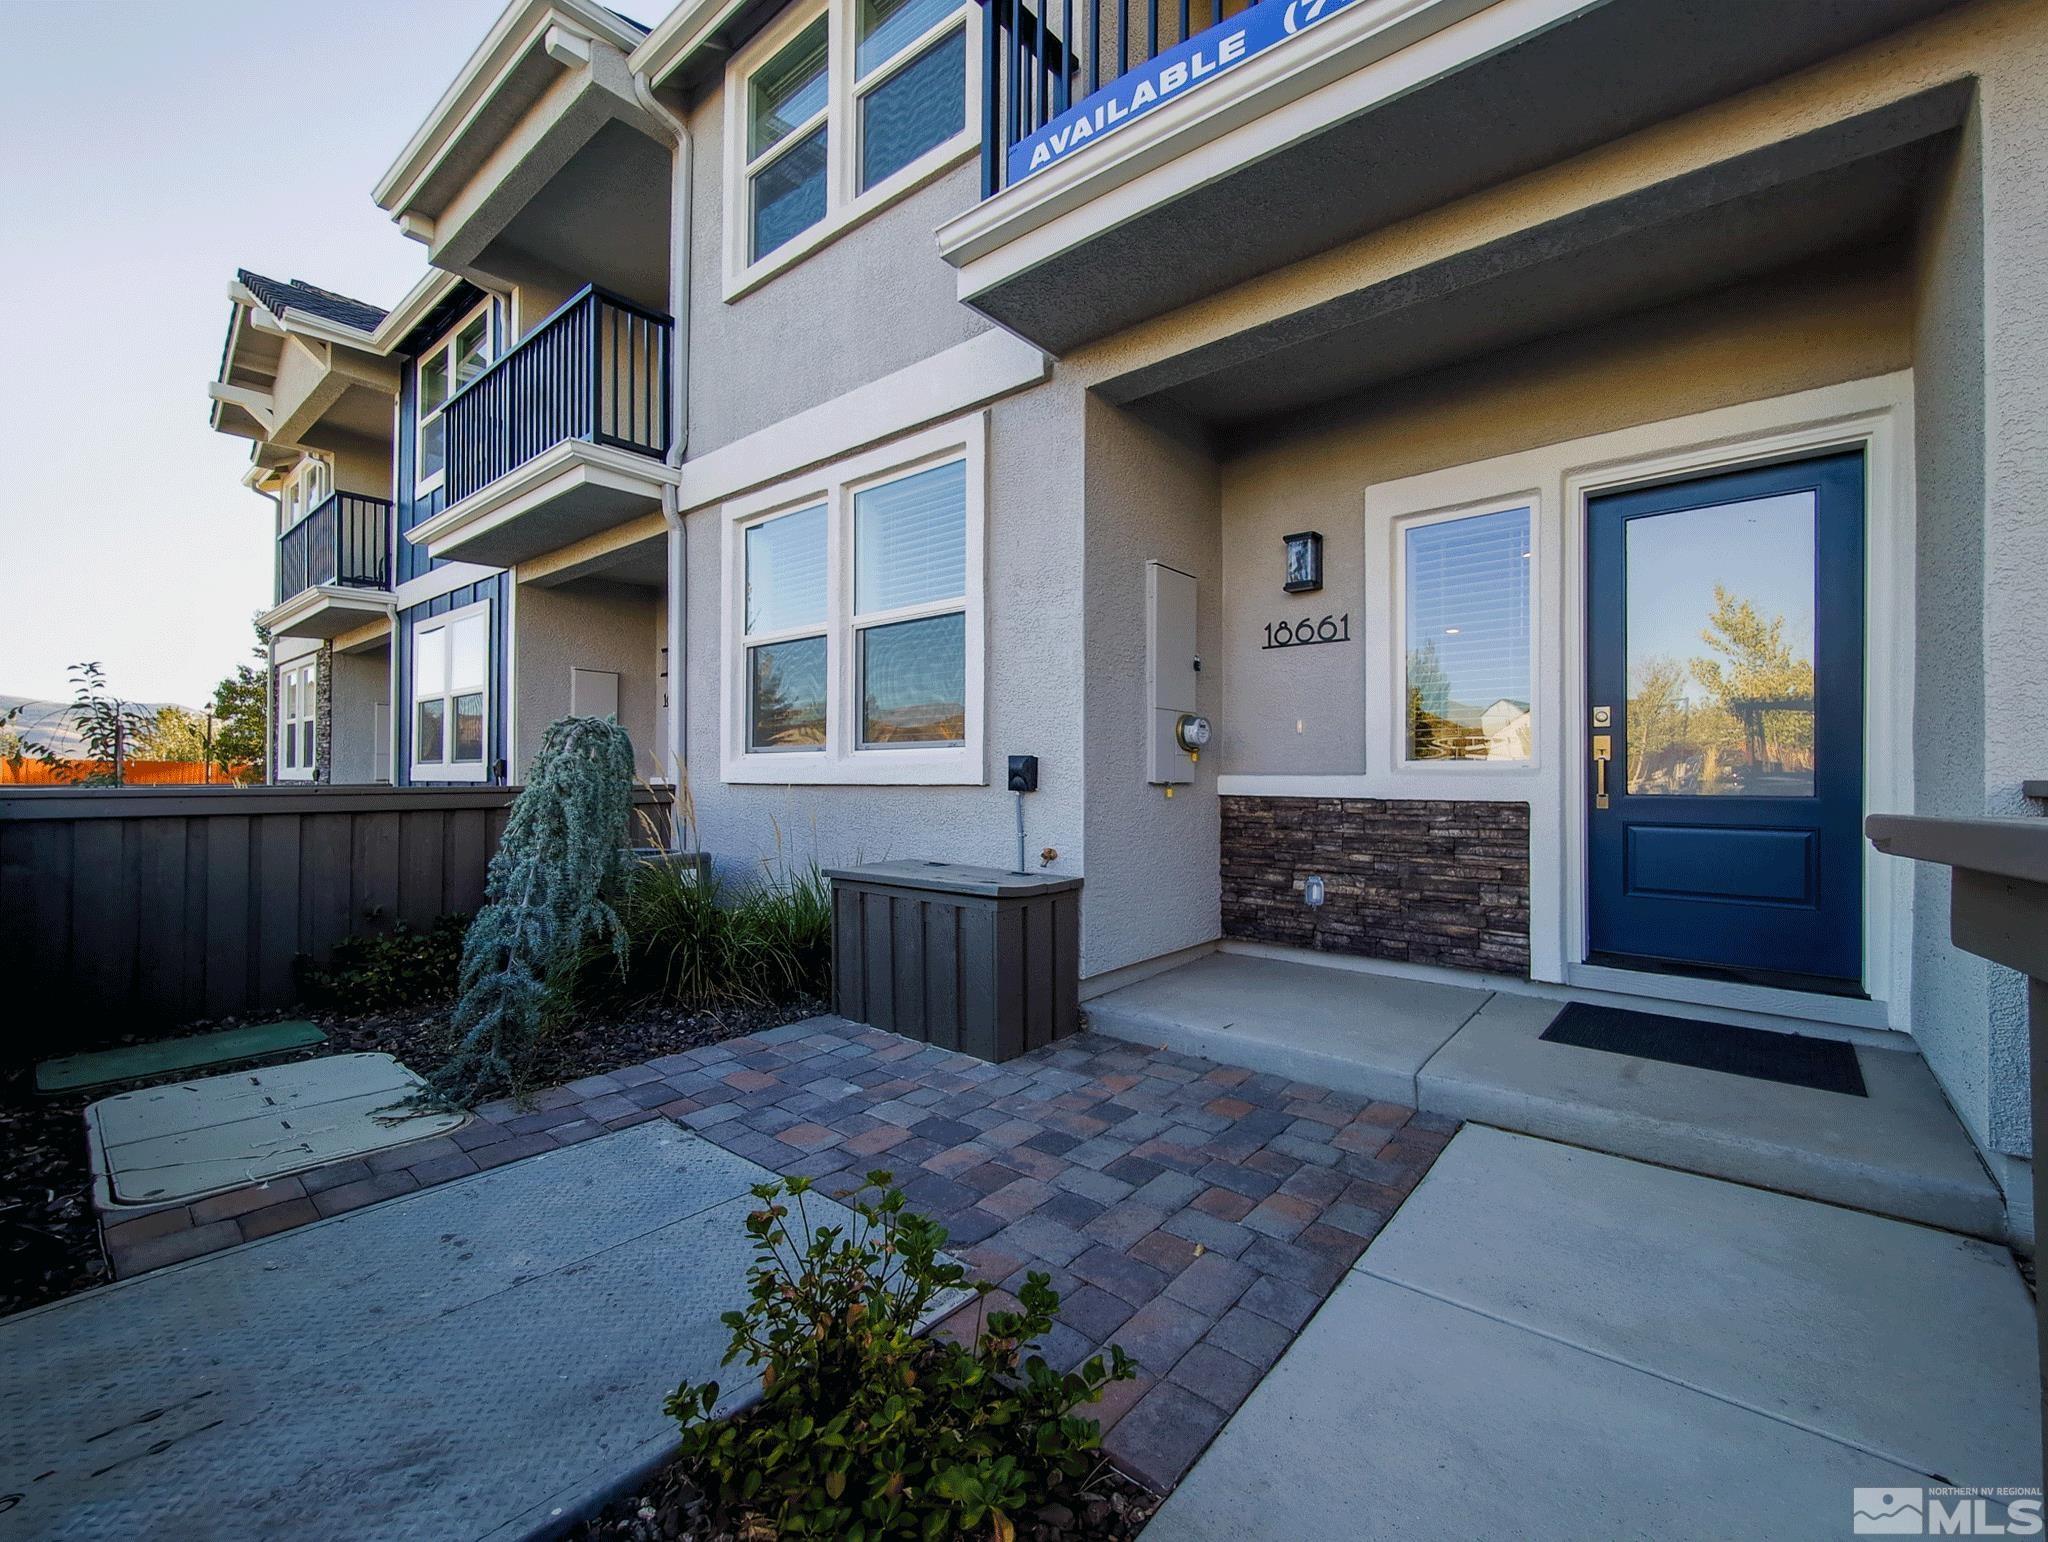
[63,662,149,785]
[211,621,272,771]
[425,715,637,1106]
[668,1173,1136,1540]
[298,914,469,1010]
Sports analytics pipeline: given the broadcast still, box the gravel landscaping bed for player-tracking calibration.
[570,1451,1162,1541]
[0,995,822,1317]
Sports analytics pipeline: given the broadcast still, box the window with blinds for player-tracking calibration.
[1403,506,1532,762]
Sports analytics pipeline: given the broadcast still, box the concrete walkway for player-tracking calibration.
[0,1122,905,1541]
[1145,1125,2041,1540]
[1085,951,2005,1236]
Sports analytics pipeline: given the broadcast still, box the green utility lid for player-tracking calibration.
[36,1020,327,1095]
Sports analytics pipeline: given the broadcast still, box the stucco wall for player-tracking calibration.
[1080,396,1223,977]
[511,577,662,781]
[680,85,990,456]
[328,644,391,785]
[1210,248,1915,776]
[679,381,1089,909]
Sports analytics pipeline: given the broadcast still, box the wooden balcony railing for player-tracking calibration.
[277,492,393,603]
[442,286,672,507]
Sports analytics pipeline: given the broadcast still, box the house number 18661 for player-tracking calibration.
[1262,613,1351,650]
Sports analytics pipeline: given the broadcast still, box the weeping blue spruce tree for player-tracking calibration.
[425,716,637,1107]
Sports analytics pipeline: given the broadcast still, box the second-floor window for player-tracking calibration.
[410,602,490,783]
[283,458,330,528]
[415,301,493,498]
[727,0,975,293]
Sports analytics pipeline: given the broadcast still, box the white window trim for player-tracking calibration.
[278,660,317,781]
[284,457,332,531]
[722,0,982,302]
[413,296,495,499]
[1388,494,1540,774]
[408,598,492,785]
[719,412,987,785]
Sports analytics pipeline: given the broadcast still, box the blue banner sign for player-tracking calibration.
[1007,0,1369,183]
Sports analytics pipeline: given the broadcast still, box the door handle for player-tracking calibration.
[1592,733,1612,810]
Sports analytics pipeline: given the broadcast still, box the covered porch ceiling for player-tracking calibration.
[946,0,1970,355]
[1094,86,1964,437]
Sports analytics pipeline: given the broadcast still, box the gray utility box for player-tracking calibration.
[828,861,1082,1063]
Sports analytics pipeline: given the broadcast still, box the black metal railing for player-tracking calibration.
[442,286,672,507]
[277,492,394,603]
[979,0,1242,195]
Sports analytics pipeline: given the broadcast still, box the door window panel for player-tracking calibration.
[1624,492,1816,797]
[1403,507,1532,761]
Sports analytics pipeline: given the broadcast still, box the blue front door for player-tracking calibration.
[1585,452,1865,989]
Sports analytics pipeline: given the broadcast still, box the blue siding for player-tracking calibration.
[394,294,505,586]
[392,290,512,785]
[394,576,512,786]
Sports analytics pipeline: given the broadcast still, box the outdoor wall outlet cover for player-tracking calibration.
[1303,875,1327,907]
[1007,754,1039,793]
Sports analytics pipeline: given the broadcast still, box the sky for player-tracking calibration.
[0,0,518,707]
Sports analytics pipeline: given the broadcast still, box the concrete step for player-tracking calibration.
[1084,952,2007,1240]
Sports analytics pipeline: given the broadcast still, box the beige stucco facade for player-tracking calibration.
[298,0,2046,1227]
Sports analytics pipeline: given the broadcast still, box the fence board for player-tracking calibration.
[0,785,671,1054]
[204,815,252,1020]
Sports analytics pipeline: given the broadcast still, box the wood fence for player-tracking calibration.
[0,784,672,1051]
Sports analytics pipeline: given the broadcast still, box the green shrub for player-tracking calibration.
[618,855,734,1004]
[617,855,832,1007]
[728,859,832,1003]
[299,915,468,1010]
[667,1173,1135,1541]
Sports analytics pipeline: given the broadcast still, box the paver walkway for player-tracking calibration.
[94,1014,1450,1490]
[1146,1125,2042,1539]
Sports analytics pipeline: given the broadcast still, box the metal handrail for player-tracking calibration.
[441,285,673,506]
[277,492,394,603]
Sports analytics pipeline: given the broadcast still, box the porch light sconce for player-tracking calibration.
[1283,531,1323,594]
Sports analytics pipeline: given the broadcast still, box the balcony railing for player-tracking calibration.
[978,0,1337,195]
[442,286,672,508]
[277,493,394,604]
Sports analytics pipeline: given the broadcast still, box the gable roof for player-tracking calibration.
[236,270,388,334]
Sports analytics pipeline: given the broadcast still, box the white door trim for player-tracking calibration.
[1326,370,1917,1028]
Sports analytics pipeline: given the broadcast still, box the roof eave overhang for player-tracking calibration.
[374,0,650,222]
[631,0,754,87]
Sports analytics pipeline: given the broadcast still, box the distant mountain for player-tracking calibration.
[0,694,194,757]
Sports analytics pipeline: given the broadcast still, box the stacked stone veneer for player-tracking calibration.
[1220,797,1530,975]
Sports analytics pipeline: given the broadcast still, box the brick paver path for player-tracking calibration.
[98,1015,1451,1490]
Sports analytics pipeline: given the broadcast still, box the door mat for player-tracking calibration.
[36,1020,326,1095]
[1540,1001,1867,1097]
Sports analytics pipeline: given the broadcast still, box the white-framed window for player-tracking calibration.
[1397,501,1534,765]
[283,457,331,529]
[410,600,491,783]
[278,659,317,780]
[723,0,977,297]
[721,414,985,784]
[414,299,494,498]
